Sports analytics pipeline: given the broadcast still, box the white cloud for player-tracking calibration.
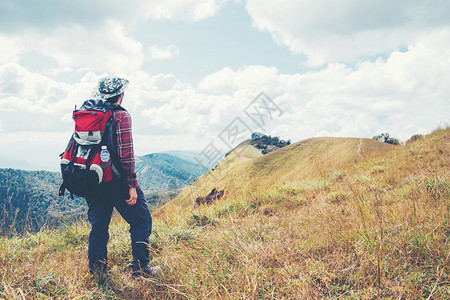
[245,0,450,66]
[126,29,450,151]
[0,0,226,33]
[195,29,450,141]
[147,45,180,60]
[0,62,68,114]
[36,21,144,75]
[144,0,227,22]
[0,0,225,92]
[139,87,236,137]
[198,65,280,93]
[0,63,98,115]
[0,21,145,77]
[0,35,22,64]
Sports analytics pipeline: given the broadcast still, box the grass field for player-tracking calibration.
[1,128,448,299]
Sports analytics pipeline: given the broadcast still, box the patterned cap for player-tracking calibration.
[92,76,130,99]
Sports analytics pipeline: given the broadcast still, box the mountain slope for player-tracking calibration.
[152,128,449,298]
[1,129,448,299]
[0,169,86,234]
[161,150,203,165]
[171,136,395,208]
[136,153,207,191]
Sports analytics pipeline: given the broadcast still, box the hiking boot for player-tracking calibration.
[131,265,162,277]
[88,269,109,285]
[88,262,111,285]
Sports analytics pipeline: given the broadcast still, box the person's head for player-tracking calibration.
[105,93,123,104]
[92,76,129,104]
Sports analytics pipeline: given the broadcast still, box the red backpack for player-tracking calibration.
[59,99,125,198]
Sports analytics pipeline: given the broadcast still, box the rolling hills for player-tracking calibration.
[0,128,448,299]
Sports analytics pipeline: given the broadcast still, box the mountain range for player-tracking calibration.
[136,152,206,191]
[0,151,207,234]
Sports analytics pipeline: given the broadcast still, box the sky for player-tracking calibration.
[0,0,449,171]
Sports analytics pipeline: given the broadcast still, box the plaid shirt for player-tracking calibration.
[113,107,138,188]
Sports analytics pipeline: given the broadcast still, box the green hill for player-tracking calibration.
[0,128,448,299]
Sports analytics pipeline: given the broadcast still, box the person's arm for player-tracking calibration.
[115,110,138,205]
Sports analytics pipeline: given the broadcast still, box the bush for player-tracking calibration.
[406,134,425,144]
[372,133,400,145]
[250,135,291,154]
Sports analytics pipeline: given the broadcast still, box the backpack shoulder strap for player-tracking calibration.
[103,107,127,180]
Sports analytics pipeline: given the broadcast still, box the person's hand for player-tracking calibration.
[126,187,137,206]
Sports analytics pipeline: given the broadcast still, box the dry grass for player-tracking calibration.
[1,128,449,299]
[171,136,395,209]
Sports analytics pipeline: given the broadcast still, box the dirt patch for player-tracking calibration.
[195,188,224,206]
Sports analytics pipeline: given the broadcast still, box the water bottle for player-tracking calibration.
[100,145,110,162]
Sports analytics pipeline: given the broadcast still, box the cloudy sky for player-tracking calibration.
[0,0,449,171]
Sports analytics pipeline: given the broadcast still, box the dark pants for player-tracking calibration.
[86,179,152,273]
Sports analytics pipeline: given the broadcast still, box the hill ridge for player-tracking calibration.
[170,136,396,208]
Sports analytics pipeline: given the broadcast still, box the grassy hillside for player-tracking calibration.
[171,136,394,209]
[0,128,448,299]
[162,140,263,208]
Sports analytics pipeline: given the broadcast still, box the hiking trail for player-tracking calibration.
[357,138,363,158]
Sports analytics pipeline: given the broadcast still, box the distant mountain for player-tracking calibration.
[161,150,203,165]
[0,156,40,171]
[0,168,86,234]
[0,152,207,234]
[136,152,208,191]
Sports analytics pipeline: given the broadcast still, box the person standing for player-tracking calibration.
[87,76,159,277]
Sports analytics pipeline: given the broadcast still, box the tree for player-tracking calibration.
[250,135,291,154]
[372,133,400,145]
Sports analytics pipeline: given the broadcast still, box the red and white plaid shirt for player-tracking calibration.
[113,107,138,188]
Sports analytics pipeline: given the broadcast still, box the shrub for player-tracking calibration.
[406,134,425,144]
[372,133,400,145]
[250,135,291,154]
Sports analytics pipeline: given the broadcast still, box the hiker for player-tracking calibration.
[86,76,159,277]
